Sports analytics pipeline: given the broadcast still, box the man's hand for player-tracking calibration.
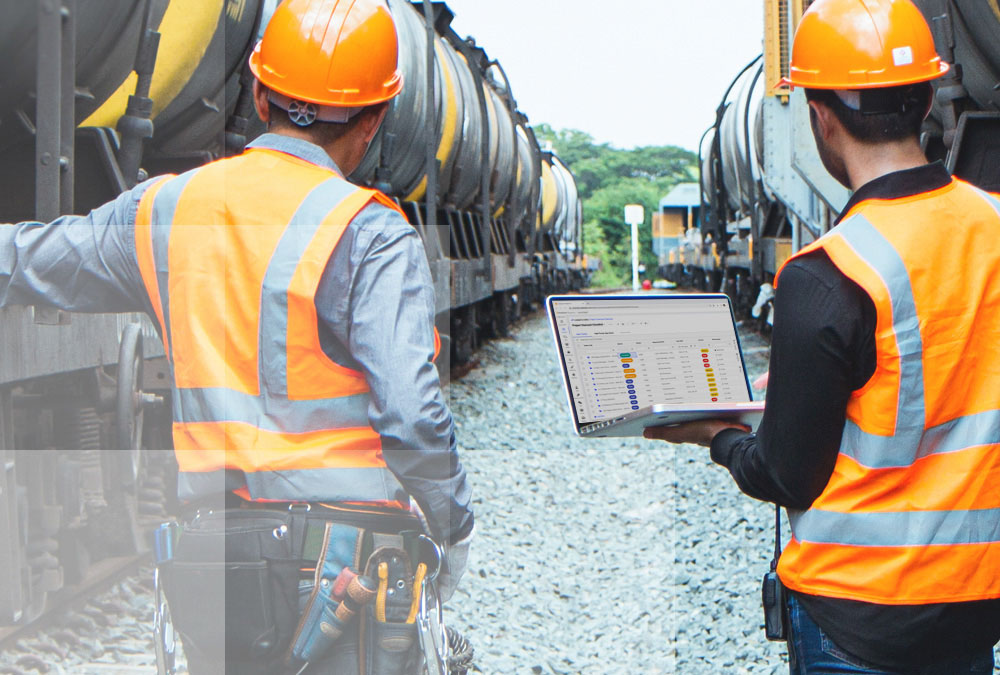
[643,419,751,447]
[436,524,474,603]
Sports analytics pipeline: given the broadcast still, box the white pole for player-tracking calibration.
[631,220,639,291]
[624,204,644,292]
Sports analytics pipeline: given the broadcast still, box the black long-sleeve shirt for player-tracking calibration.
[710,163,1000,669]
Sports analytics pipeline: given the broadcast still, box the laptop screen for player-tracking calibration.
[548,295,753,425]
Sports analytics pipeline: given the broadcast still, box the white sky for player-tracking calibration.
[442,1,765,152]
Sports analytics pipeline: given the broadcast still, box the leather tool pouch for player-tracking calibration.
[363,540,420,675]
[288,521,365,664]
[161,509,301,664]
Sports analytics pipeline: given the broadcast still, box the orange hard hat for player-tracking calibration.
[781,0,949,90]
[248,0,404,108]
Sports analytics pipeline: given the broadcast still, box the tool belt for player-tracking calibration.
[157,501,431,675]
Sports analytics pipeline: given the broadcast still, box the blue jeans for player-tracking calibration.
[786,593,996,674]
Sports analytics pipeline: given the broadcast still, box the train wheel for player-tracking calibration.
[451,306,477,364]
[116,324,144,476]
[710,270,723,293]
[494,291,513,338]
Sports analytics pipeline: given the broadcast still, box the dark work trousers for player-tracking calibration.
[785,593,996,674]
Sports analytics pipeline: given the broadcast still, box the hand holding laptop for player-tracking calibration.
[643,419,751,447]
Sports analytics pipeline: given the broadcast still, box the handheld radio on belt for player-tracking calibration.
[762,504,787,641]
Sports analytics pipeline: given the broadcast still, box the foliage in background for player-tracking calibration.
[534,124,698,288]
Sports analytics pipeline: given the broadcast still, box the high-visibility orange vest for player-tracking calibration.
[775,177,1000,605]
[133,147,415,506]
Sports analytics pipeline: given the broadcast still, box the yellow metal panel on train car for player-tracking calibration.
[765,0,790,100]
[659,211,687,237]
[775,238,793,269]
[83,0,224,127]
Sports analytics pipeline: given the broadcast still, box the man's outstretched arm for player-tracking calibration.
[0,181,160,313]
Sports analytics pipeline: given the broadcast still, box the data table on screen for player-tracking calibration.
[553,298,750,424]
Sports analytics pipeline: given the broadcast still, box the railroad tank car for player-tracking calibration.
[673,0,999,319]
[0,0,583,626]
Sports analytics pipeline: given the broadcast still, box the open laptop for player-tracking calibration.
[547,293,765,437]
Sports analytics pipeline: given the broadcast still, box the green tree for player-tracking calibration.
[534,124,698,287]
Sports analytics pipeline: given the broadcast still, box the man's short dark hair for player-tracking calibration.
[805,82,931,143]
[267,96,387,146]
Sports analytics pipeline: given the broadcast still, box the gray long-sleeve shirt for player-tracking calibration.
[0,133,473,543]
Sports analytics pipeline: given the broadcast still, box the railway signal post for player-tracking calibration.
[624,204,645,291]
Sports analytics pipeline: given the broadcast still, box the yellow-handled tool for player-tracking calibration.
[375,562,389,622]
[406,563,427,624]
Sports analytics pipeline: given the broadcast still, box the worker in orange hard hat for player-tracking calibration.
[0,1,473,673]
[646,0,1000,672]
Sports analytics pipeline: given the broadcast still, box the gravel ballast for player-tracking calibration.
[445,310,1000,674]
[2,309,997,673]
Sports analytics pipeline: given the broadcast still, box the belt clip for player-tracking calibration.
[417,534,443,582]
[153,521,179,566]
[288,502,312,512]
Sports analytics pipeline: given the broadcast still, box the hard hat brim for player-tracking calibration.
[249,43,404,109]
[779,60,949,90]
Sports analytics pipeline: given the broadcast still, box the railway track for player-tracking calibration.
[0,555,144,653]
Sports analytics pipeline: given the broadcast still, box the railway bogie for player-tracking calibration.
[0,0,583,628]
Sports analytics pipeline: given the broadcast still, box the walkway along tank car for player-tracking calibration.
[0,0,583,626]
[656,0,999,320]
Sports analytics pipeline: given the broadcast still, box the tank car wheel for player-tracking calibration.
[492,291,513,338]
[116,323,145,480]
[451,306,477,364]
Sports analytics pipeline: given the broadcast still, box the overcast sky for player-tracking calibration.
[442,1,764,152]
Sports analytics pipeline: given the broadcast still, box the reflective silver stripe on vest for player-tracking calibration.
[175,386,370,432]
[837,215,925,444]
[177,467,406,504]
[244,467,406,503]
[260,177,359,396]
[975,188,1000,219]
[149,171,197,355]
[842,407,1000,469]
[789,507,1000,547]
[829,215,1000,469]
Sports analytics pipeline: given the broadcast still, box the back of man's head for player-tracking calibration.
[805,83,932,144]
[265,96,388,148]
[249,0,402,137]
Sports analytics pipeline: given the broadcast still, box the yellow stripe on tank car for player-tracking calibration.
[540,161,557,229]
[405,39,461,203]
[82,0,225,127]
[435,41,460,179]
[989,0,1000,23]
